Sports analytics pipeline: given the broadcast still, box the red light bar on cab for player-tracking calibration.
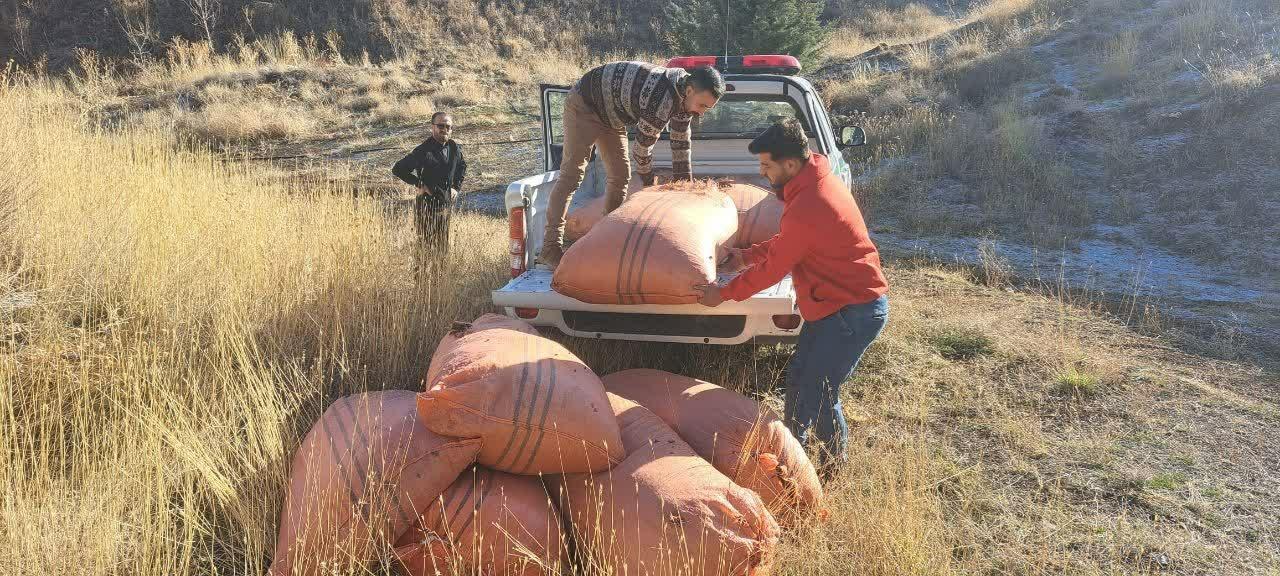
[665,54,802,76]
[666,56,718,70]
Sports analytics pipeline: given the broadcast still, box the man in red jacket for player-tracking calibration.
[699,118,889,473]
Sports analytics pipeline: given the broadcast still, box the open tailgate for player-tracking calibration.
[492,269,796,315]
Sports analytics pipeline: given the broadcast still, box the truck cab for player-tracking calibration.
[492,55,865,345]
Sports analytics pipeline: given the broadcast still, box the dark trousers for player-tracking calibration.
[785,294,889,471]
[414,194,452,273]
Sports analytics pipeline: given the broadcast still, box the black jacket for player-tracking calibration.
[392,137,467,208]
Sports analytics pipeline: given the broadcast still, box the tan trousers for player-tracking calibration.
[543,89,630,251]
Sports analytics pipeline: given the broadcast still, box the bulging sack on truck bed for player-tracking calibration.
[564,173,646,242]
[564,195,607,242]
[270,391,481,576]
[718,181,784,249]
[394,466,567,576]
[418,314,623,475]
[552,180,737,305]
[550,393,780,576]
[602,369,823,523]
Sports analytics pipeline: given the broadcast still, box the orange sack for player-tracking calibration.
[269,391,481,576]
[602,369,823,524]
[423,314,537,391]
[394,466,568,576]
[418,314,623,474]
[551,180,738,305]
[564,173,646,242]
[564,195,607,242]
[718,181,784,249]
[551,393,780,576]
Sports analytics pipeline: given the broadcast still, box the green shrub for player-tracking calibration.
[928,326,996,360]
[666,0,828,65]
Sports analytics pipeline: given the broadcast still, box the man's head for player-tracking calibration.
[682,66,725,116]
[430,111,454,143]
[749,118,811,193]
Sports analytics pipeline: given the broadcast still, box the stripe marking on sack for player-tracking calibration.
[319,399,358,508]
[620,192,682,303]
[506,339,547,470]
[516,354,560,474]
[492,336,535,469]
[614,192,684,303]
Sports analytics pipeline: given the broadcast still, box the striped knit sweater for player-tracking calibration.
[574,61,694,180]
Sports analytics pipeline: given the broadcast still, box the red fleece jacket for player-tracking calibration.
[721,154,888,321]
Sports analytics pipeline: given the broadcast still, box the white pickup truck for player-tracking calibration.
[492,55,866,345]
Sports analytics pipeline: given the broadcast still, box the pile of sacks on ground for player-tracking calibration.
[268,313,824,576]
[554,179,784,305]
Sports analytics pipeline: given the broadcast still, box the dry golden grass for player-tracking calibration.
[0,75,968,575]
[501,51,587,87]
[7,0,1280,570]
[971,0,1045,30]
[1204,56,1277,106]
[0,80,507,574]
[433,74,491,108]
[371,94,437,125]
[1169,0,1238,57]
[823,27,883,60]
[177,99,322,143]
[823,0,1076,238]
[901,42,937,72]
[73,31,590,150]
[826,0,1278,273]
[945,28,993,62]
[1099,31,1139,89]
[847,3,958,45]
[6,82,1280,574]
[823,62,885,113]
[819,0,1280,564]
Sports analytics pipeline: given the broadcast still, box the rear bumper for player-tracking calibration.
[501,307,800,345]
[492,269,796,316]
[492,270,800,345]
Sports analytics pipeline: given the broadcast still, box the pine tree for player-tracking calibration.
[665,0,827,65]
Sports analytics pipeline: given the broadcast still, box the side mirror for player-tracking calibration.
[838,125,867,148]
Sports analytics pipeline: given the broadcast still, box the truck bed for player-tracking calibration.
[492,269,796,316]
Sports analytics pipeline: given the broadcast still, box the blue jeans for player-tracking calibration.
[785,295,888,470]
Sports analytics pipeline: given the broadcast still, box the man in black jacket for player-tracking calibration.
[392,111,467,257]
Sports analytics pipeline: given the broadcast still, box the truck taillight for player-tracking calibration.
[515,308,540,319]
[741,55,802,73]
[508,207,526,278]
[772,314,802,330]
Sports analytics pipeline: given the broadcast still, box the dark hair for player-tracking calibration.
[686,66,726,99]
[748,118,810,161]
[431,111,452,123]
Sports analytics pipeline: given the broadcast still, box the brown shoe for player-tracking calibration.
[536,243,563,270]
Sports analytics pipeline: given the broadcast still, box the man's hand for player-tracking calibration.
[640,172,655,187]
[719,248,749,273]
[449,188,459,201]
[697,283,725,307]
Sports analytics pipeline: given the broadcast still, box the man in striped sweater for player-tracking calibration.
[537,61,725,269]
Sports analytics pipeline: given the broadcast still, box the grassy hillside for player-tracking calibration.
[45,0,1277,328]
[817,0,1279,312]
[0,0,652,70]
[3,0,1279,574]
[3,71,1278,575]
